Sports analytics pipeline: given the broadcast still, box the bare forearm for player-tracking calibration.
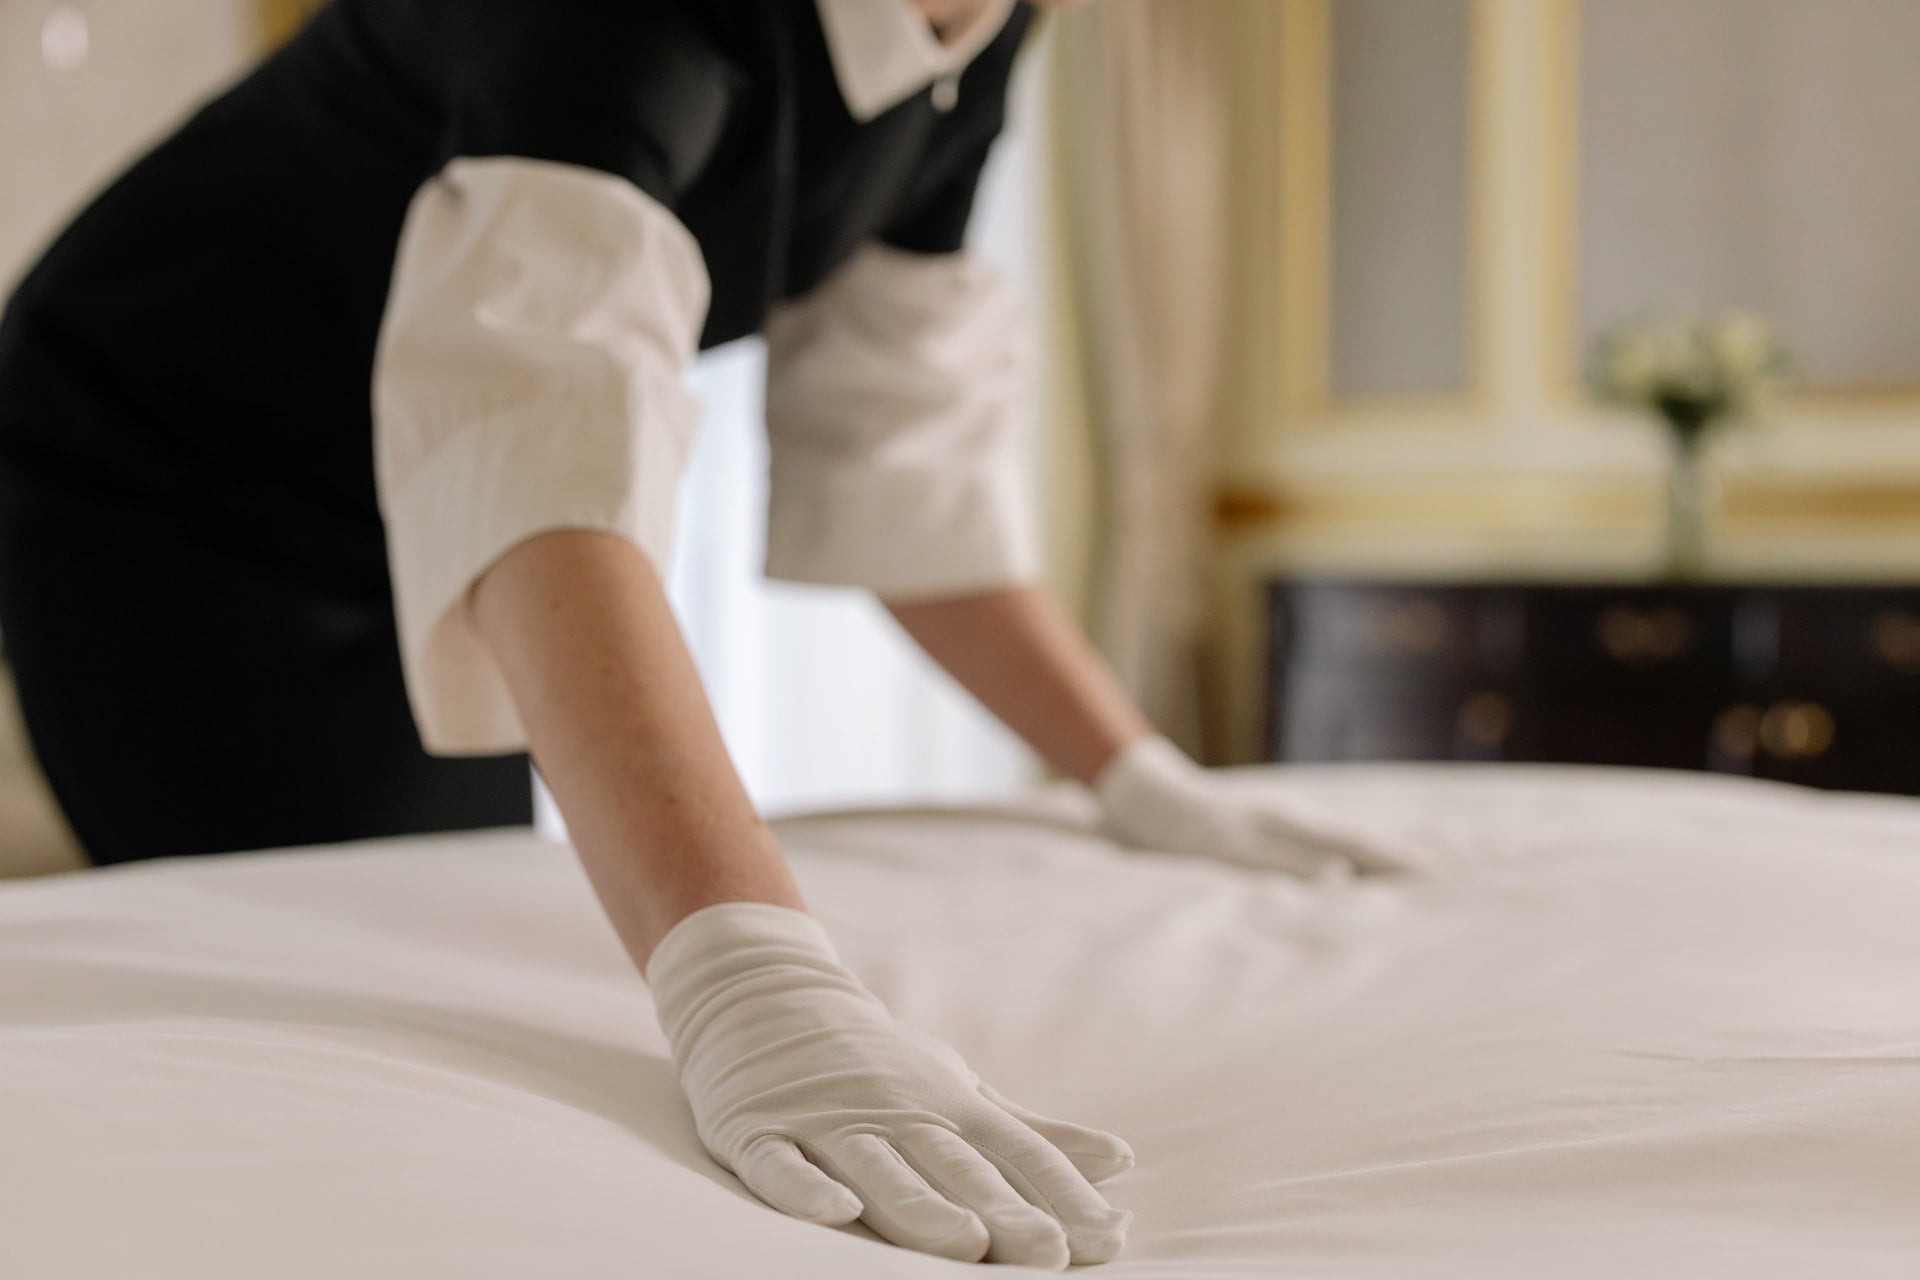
[469,530,803,968]
[886,585,1151,784]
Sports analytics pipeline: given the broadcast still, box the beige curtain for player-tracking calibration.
[1049,2,1237,757]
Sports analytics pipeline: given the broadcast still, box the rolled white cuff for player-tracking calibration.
[761,245,1042,601]
[373,157,709,754]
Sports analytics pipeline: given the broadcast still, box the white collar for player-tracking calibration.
[814,0,1018,123]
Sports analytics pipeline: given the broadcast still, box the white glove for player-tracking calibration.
[1095,735,1420,877]
[645,902,1134,1268]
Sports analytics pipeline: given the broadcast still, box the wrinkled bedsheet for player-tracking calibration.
[3,765,1918,1278]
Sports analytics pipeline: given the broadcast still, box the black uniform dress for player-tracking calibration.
[0,0,1031,865]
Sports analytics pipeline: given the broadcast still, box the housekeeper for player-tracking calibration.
[0,0,1410,1266]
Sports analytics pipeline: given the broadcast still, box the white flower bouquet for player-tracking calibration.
[1588,311,1791,576]
[1590,310,1791,445]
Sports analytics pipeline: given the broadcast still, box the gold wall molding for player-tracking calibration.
[1276,0,1332,419]
[1217,476,1920,538]
[1464,0,1504,410]
[1538,0,1582,408]
[1214,479,1653,537]
[1721,481,1920,528]
[1275,0,1492,423]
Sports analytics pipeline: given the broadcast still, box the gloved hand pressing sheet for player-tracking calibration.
[1095,735,1421,878]
[646,902,1134,1268]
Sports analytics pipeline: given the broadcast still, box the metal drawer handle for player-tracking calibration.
[1597,605,1694,666]
[1714,701,1835,761]
[1760,701,1835,760]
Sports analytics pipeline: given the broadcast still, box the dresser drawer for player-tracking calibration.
[1265,579,1920,796]
[1521,588,1738,694]
[1751,589,1920,694]
[1275,584,1524,679]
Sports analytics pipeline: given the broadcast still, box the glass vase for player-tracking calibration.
[1664,436,1712,579]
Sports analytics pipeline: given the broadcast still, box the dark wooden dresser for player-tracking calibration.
[1266,582,1920,795]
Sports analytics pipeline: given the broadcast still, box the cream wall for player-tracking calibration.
[0,0,261,290]
[0,0,265,873]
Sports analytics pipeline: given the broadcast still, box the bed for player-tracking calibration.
[4,764,1918,1278]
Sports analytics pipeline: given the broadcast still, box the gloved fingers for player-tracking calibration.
[976,1082,1136,1184]
[1300,823,1421,875]
[961,1116,1133,1265]
[1250,807,1419,876]
[896,1124,1080,1269]
[814,1132,990,1262]
[735,1135,863,1226]
[1233,817,1346,878]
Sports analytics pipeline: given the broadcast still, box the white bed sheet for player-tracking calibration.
[3,765,1918,1278]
